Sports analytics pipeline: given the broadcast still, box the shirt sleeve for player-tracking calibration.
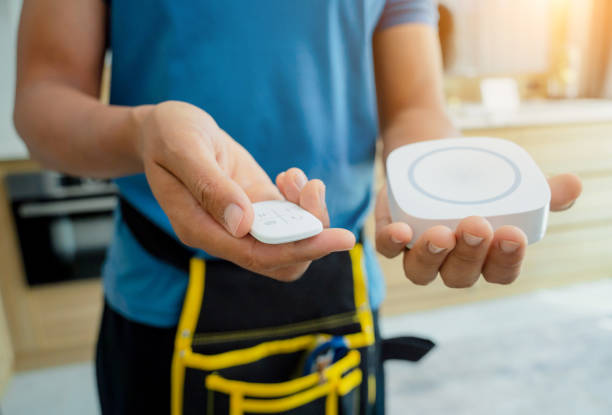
[376,0,439,31]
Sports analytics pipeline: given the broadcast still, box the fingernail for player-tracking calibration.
[223,203,243,236]
[294,171,307,190]
[500,240,520,253]
[463,232,483,247]
[427,241,446,254]
[559,200,575,210]
[319,187,327,209]
[391,236,403,244]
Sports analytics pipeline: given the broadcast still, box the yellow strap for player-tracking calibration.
[368,374,377,404]
[185,334,317,372]
[345,244,375,348]
[228,366,362,414]
[230,392,242,415]
[326,392,338,414]
[338,369,363,396]
[171,352,186,415]
[175,258,206,352]
[171,258,206,415]
[240,381,331,413]
[206,350,361,397]
[208,371,318,400]
[349,244,368,307]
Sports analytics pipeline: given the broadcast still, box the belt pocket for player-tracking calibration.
[204,347,362,415]
[172,244,375,415]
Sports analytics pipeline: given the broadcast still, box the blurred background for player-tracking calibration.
[1,0,612,414]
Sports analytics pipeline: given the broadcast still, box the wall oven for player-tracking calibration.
[5,171,117,286]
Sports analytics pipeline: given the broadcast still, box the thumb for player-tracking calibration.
[547,173,582,211]
[375,185,413,258]
[174,153,254,237]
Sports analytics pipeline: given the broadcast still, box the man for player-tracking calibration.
[13,0,581,413]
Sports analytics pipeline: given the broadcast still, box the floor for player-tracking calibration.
[2,278,612,415]
[382,278,612,414]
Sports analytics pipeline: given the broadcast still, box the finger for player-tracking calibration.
[299,179,330,227]
[216,129,282,204]
[247,228,356,271]
[374,185,392,230]
[145,160,228,248]
[482,226,527,285]
[165,139,254,238]
[439,216,493,288]
[187,159,253,237]
[276,168,308,204]
[244,227,357,282]
[376,222,413,258]
[374,186,413,257]
[275,171,287,196]
[402,226,455,285]
[265,262,312,282]
[548,173,582,211]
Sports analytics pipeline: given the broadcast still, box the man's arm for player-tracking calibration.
[373,24,458,159]
[372,23,582,287]
[14,0,144,177]
[13,0,355,281]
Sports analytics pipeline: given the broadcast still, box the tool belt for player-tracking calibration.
[119,197,435,415]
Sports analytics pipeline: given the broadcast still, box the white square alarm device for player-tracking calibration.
[386,137,550,247]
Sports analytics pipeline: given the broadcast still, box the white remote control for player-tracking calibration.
[249,200,323,244]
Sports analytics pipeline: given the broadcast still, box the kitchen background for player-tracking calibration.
[1,0,612,414]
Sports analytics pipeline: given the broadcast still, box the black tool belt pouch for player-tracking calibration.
[119,197,435,415]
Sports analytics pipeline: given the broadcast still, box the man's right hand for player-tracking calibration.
[136,101,355,281]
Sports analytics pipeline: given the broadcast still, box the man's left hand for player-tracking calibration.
[374,173,582,287]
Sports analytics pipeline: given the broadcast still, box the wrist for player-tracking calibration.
[380,109,459,162]
[129,104,155,164]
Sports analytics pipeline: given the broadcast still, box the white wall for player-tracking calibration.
[439,0,552,77]
[0,0,28,160]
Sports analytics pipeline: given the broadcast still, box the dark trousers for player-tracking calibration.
[95,301,385,415]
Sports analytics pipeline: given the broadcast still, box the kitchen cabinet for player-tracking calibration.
[0,287,12,396]
[0,160,103,373]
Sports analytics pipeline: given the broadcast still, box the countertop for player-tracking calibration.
[3,99,612,161]
[450,99,612,130]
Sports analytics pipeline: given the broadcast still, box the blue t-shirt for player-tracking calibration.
[104,0,438,327]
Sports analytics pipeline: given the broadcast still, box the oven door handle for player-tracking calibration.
[18,196,117,218]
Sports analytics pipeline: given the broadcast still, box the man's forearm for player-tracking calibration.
[381,106,459,162]
[14,80,152,178]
